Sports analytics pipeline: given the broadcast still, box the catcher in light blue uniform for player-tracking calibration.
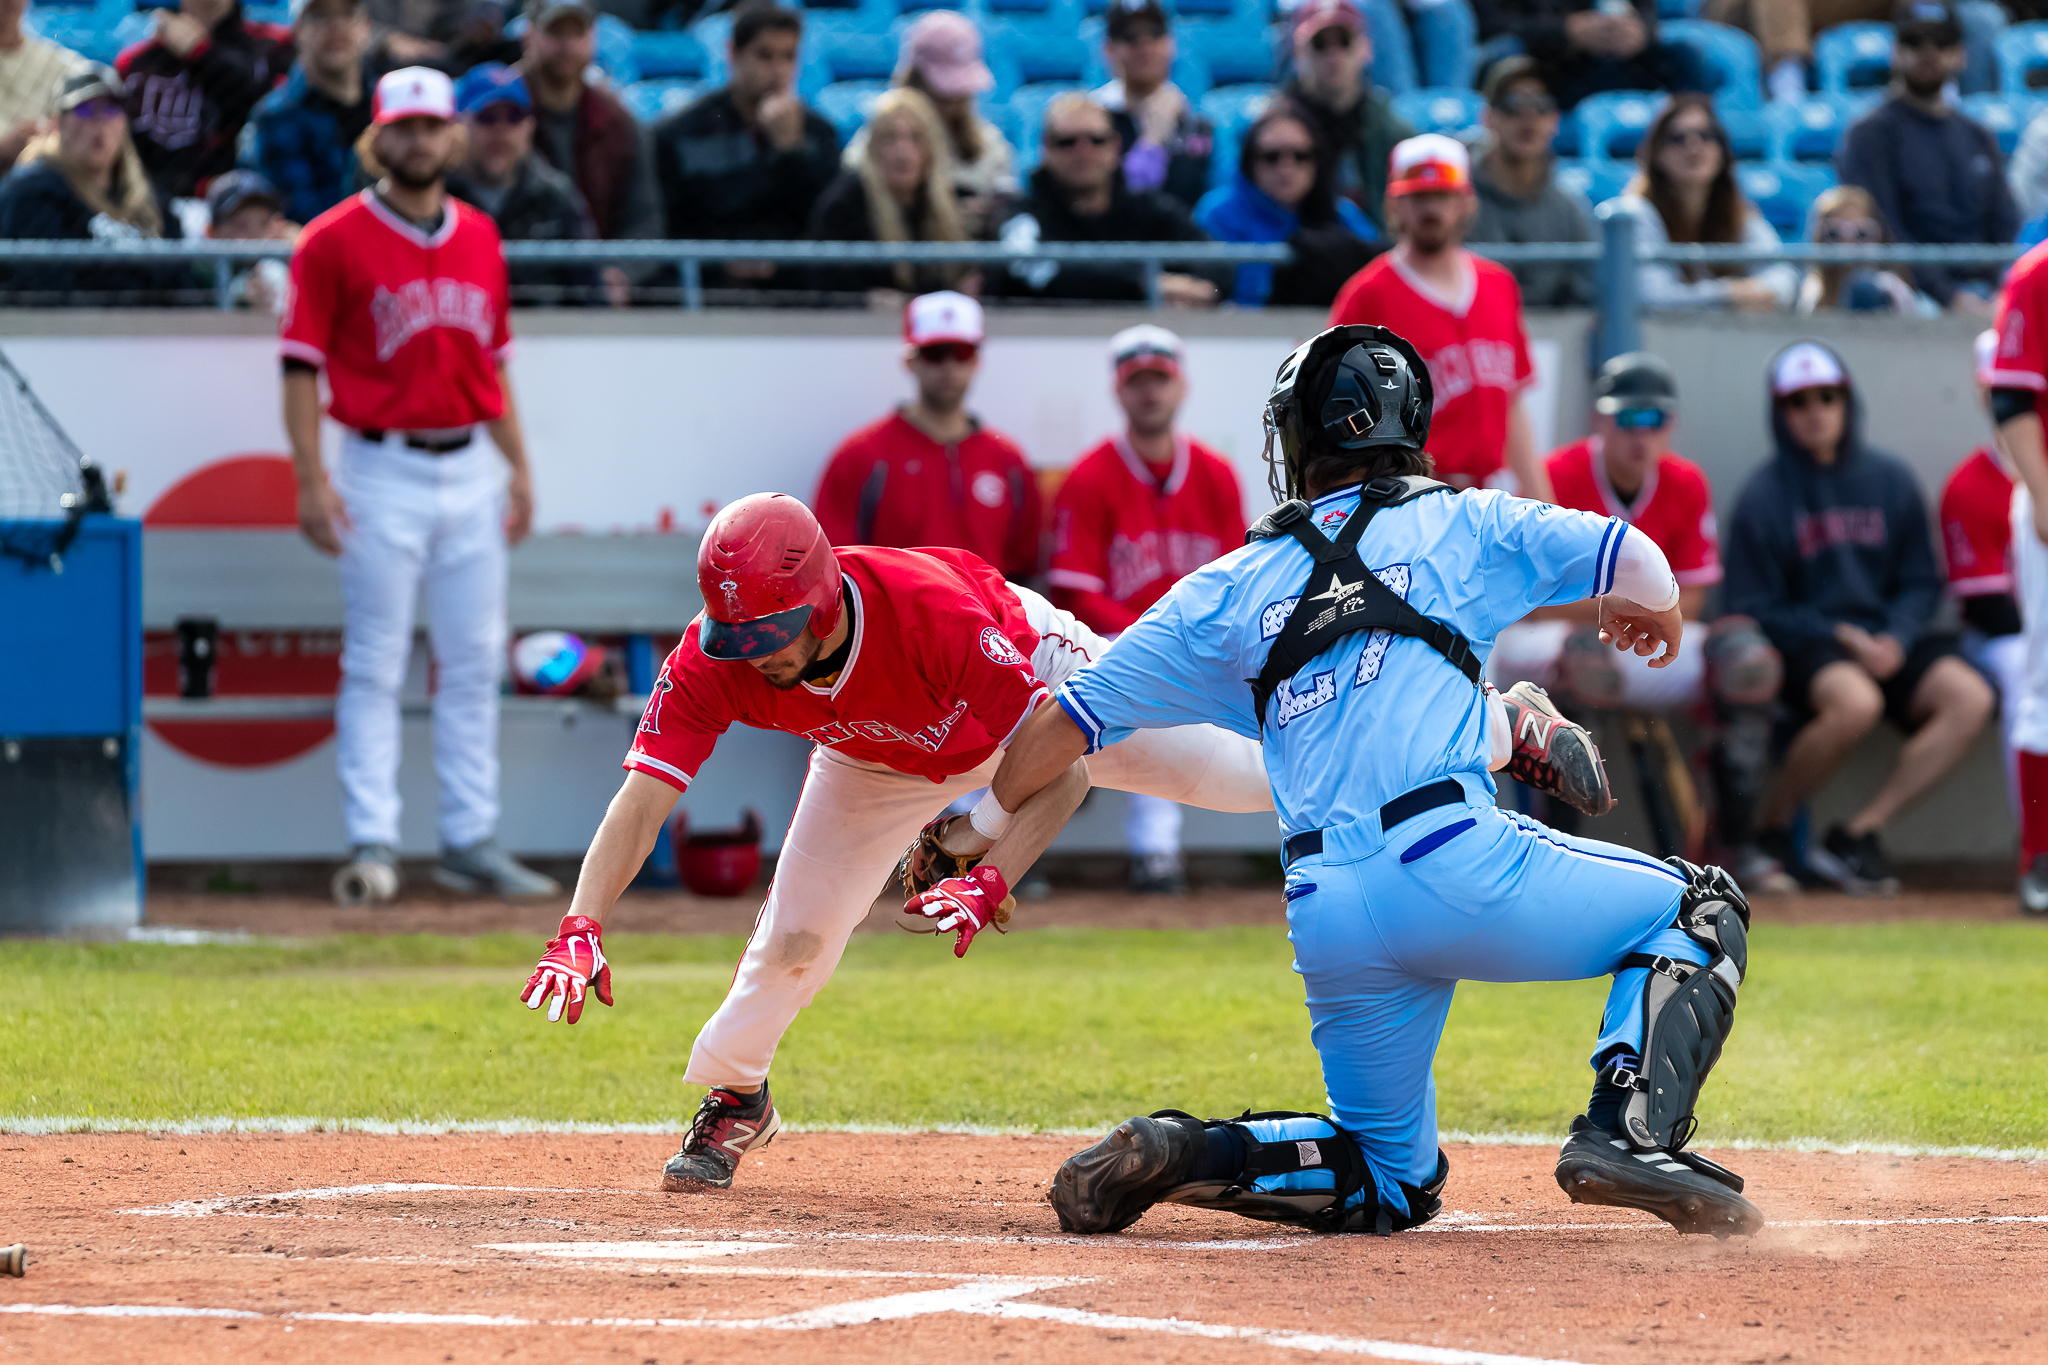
[989,325,1763,1239]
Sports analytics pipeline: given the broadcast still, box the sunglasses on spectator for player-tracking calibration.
[1613,406,1670,430]
[1310,28,1354,51]
[1896,30,1959,49]
[916,342,978,365]
[1255,145,1316,166]
[1048,131,1114,149]
[1781,387,1844,409]
[1661,125,1721,147]
[471,105,531,127]
[1819,217,1882,243]
[65,97,123,121]
[1493,93,1557,117]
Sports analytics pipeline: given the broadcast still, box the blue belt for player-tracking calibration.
[1283,778,1468,868]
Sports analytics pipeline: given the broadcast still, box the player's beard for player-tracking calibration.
[751,634,823,691]
[386,159,448,192]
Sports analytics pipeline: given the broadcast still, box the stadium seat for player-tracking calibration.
[621,78,704,123]
[1390,87,1486,138]
[814,79,893,139]
[1719,103,1769,160]
[1576,89,1666,161]
[1761,92,1876,162]
[1814,21,1892,94]
[809,22,901,83]
[1735,159,1834,234]
[1999,23,2048,93]
[1198,83,1276,185]
[1656,0,1693,16]
[1662,19,1761,109]
[633,30,714,81]
[1552,157,1636,209]
[26,12,120,64]
[988,21,1095,90]
[1175,17,1284,89]
[1960,92,2038,154]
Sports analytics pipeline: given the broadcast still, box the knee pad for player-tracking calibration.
[1704,616,1783,708]
[1157,1110,1448,1235]
[1610,861,1751,1152]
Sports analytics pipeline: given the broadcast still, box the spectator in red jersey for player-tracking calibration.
[118,0,294,201]
[1327,133,1552,501]
[1047,324,1245,893]
[814,290,1041,583]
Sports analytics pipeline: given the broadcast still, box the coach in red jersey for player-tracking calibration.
[1327,135,1551,502]
[813,291,1042,581]
[1049,323,1244,891]
[282,66,558,905]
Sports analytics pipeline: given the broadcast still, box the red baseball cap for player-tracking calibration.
[1293,0,1363,42]
[1387,133,1471,196]
[1110,324,1183,385]
[372,66,456,124]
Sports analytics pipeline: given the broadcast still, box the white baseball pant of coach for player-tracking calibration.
[334,430,508,850]
[2010,487,2048,758]
[682,585,1274,1088]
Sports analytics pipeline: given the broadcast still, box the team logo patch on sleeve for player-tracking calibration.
[979,627,1027,667]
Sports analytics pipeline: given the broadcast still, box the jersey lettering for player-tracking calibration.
[1794,507,1887,559]
[371,279,498,362]
[1352,565,1413,688]
[800,699,971,755]
[1105,528,1227,603]
[1260,595,1301,640]
[1275,670,1336,728]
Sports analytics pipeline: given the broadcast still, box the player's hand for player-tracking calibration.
[906,865,1011,959]
[504,468,535,546]
[296,478,349,556]
[1599,595,1683,667]
[522,913,612,1024]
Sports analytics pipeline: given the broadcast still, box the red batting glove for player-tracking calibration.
[521,914,613,1024]
[906,864,1010,959]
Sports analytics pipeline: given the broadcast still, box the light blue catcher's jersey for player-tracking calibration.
[1055,483,1629,834]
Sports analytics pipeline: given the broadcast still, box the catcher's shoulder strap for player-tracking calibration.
[1246,477,1480,732]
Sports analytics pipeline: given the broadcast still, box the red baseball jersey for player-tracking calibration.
[1047,434,1246,635]
[1992,240,2048,395]
[625,545,1052,790]
[1939,447,2015,597]
[814,412,1043,582]
[1327,251,1534,489]
[1545,438,1722,587]
[280,190,512,432]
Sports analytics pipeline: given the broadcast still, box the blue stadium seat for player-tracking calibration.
[27,12,120,64]
[1662,19,1761,109]
[1575,89,1666,161]
[1198,83,1276,184]
[1552,157,1636,209]
[1175,17,1283,89]
[1390,87,1486,138]
[1736,159,1834,234]
[1960,92,2038,153]
[810,23,901,83]
[593,13,640,85]
[1999,23,2048,94]
[1009,83,1090,170]
[622,79,704,123]
[1815,21,1892,94]
[1719,103,1769,159]
[633,30,714,81]
[1761,92,1876,162]
[1656,0,1694,17]
[987,21,1095,90]
[814,80,893,139]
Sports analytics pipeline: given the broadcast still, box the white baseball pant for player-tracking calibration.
[334,431,508,849]
[682,584,1273,1088]
[1488,618,1708,710]
[2009,487,2048,757]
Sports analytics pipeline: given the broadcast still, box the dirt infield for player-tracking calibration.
[3,1131,2043,1364]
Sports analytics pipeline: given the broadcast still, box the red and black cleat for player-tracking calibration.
[661,1085,782,1192]
[1500,681,1615,818]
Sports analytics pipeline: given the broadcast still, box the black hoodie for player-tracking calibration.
[1723,342,1943,655]
[991,166,1226,303]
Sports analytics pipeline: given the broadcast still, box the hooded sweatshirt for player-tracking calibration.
[1722,342,1943,655]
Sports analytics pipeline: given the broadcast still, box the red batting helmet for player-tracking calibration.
[696,493,844,661]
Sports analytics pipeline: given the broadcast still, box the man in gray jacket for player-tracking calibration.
[1466,58,1593,307]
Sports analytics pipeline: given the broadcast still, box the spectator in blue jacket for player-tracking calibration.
[1193,100,1378,308]
[1724,341,1993,895]
[248,0,376,225]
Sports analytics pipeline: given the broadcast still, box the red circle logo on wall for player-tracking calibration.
[144,455,341,768]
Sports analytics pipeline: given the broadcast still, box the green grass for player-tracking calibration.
[3,922,2044,1149]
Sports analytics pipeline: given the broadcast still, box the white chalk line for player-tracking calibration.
[12,1114,2047,1162]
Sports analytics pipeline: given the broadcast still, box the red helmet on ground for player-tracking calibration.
[696,493,844,661]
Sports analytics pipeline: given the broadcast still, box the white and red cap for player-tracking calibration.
[1292,0,1364,42]
[372,66,457,125]
[1771,341,1848,396]
[1387,133,1471,196]
[1110,323,1183,384]
[904,290,985,347]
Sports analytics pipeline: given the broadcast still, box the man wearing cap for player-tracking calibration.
[448,62,601,305]
[117,0,294,200]
[1725,341,1993,895]
[204,167,294,308]
[1839,0,2015,315]
[1281,0,1411,234]
[1094,0,1212,212]
[519,0,657,246]
[1048,325,1244,893]
[0,0,85,176]
[1328,133,1552,502]
[813,291,1042,583]
[248,0,375,227]
[1465,57,1593,309]
[282,66,561,904]
[653,0,839,291]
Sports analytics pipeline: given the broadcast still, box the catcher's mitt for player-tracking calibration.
[895,814,1013,930]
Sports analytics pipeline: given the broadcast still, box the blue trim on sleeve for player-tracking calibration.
[1594,517,1623,596]
[1055,686,1107,755]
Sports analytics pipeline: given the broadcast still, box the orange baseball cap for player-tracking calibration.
[1387,133,1471,196]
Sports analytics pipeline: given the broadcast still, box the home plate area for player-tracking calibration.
[5,1132,2046,1363]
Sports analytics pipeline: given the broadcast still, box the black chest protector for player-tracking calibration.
[1247,476,1483,732]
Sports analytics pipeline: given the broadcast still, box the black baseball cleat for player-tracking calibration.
[1049,1112,1202,1234]
[1555,1116,1763,1238]
[660,1086,781,1192]
[1500,682,1615,818]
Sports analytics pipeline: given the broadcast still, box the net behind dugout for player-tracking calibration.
[0,346,109,571]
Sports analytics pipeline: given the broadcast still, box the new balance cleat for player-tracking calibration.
[1555,1115,1763,1238]
[661,1086,782,1192]
[1049,1111,1202,1234]
[1501,681,1615,817]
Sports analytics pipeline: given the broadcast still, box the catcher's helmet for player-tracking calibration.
[1262,324,1433,502]
[696,493,845,661]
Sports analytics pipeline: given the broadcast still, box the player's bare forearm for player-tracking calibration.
[992,699,1091,815]
[1506,403,1552,503]
[283,369,325,481]
[2000,411,2048,541]
[484,363,531,473]
[980,759,1091,887]
[567,771,682,928]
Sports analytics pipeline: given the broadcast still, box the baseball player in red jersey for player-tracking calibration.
[1049,324,1245,892]
[1326,135,1552,502]
[813,292,1042,581]
[283,67,558,905]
